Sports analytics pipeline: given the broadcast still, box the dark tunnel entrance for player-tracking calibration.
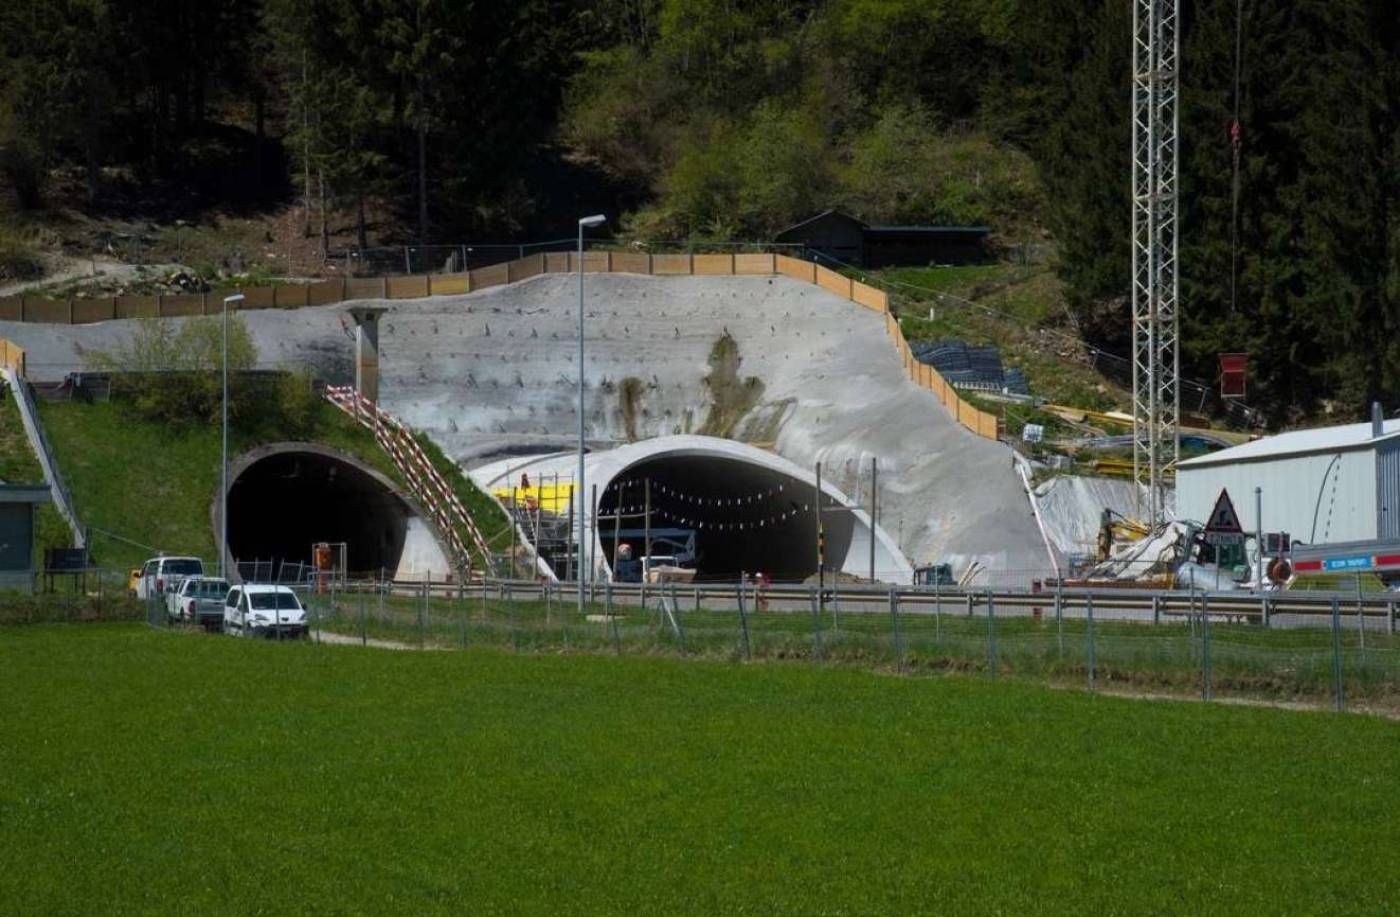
[596,454,855,583]
[226,449,412,577]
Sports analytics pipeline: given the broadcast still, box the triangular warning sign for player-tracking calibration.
[1205,489,1243,534]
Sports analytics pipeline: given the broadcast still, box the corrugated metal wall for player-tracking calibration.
[1376,440,1400,539]
[1177,448,1378,544]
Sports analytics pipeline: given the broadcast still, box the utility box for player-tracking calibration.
[346,306,389,404]
[0,485,51,593]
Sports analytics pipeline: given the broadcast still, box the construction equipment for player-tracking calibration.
[913,563,954,587]
[1097,508,1153,561]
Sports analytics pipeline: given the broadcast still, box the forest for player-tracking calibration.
[2,0,1399,422]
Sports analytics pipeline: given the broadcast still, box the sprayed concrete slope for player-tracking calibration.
[0,273,1049,578]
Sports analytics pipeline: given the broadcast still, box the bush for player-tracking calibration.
[87,316,258,426]
[0,228,44,282]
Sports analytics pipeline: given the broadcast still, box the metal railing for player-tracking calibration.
[323,385,495,574]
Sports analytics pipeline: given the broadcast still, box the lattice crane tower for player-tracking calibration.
[1131,0,1181,524]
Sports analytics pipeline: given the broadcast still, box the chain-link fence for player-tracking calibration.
[73,232,808,280]
[11,563,1396,713]
[283,575,1400,713]
[0,567,142,625]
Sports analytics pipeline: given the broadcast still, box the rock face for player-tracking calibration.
[1,272,1053,580]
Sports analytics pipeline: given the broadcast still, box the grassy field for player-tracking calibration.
[2,622,1398,915]
[35,399,508,568]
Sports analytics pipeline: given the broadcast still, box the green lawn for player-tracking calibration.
[35,399,508,568]
[2,623,1398,915]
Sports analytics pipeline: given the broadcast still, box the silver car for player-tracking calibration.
[169,576,231,628]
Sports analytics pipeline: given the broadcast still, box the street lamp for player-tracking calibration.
[576,214,606,616]
[221,293,244,580]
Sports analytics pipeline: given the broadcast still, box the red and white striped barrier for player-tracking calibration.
[324,385,494,574]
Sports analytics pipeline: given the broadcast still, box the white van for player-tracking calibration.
[223,584,308,639]
[135,556,204,601]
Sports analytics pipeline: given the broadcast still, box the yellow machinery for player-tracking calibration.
[492,481,575,514]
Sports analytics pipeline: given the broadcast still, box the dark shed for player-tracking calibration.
[774,210,992,268]
[0,484,50,592]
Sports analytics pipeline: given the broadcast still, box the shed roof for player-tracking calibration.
[773,209,865,238]
[1178,418,1400,469]
[865,224,992,235]
[774,209,992,239]
[0,484,51,504]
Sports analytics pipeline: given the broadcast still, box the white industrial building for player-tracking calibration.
[1176,409,1400,546]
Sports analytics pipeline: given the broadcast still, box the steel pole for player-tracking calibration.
[221,298,227,579]
[1255,485,1264,588]
[816,461,824,620]
[577,224,586,619]
[869,457,877,583]
[220,294,241,579]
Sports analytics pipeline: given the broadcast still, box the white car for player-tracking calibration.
[223,584,308,639]
[168,576,230,628]
[135,556,204,602]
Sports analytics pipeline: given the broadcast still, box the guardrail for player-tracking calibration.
[2,364,85,548]
[323,385,496,575]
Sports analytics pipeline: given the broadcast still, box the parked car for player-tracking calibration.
[223,584,308,639]
[168,576,231,628]
[135,556,205,601]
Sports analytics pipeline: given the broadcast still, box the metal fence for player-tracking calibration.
[165,574,1400,715]
[70,232,807,280]
[10,563,1398,714]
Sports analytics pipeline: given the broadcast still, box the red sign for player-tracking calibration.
[1205,489,1244,535]
[1219,353,1248,398]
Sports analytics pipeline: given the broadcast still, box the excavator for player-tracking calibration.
[1096,508,1152,561]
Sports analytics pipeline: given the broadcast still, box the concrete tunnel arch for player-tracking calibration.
[471,435,913,584]
[214,443,453,581]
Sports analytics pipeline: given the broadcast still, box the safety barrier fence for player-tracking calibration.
[322,384,495,576]
[129,575,1400,713]
[0,249,998,441]
[1,361,85,546]
[8,567,1398,712]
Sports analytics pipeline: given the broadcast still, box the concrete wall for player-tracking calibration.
[1,273,1049,581]
[1177,448,1377,544]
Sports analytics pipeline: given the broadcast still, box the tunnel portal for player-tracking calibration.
[596,454,851,582]
[226,448,413,577]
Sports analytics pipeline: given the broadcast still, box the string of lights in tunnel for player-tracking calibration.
[599,478,792,507]
[647,506,810,532]
[591,479,816,532]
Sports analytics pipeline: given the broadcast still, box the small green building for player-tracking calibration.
[0,484,50,592]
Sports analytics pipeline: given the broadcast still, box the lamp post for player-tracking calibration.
[221,293,244,580]
[576,214,606,617]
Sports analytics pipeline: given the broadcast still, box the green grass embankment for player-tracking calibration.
[36,399,507,569]
[2,623,1398,914]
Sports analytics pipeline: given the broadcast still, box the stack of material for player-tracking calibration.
[910,339,1030,395]
[1079,521,1192,582]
